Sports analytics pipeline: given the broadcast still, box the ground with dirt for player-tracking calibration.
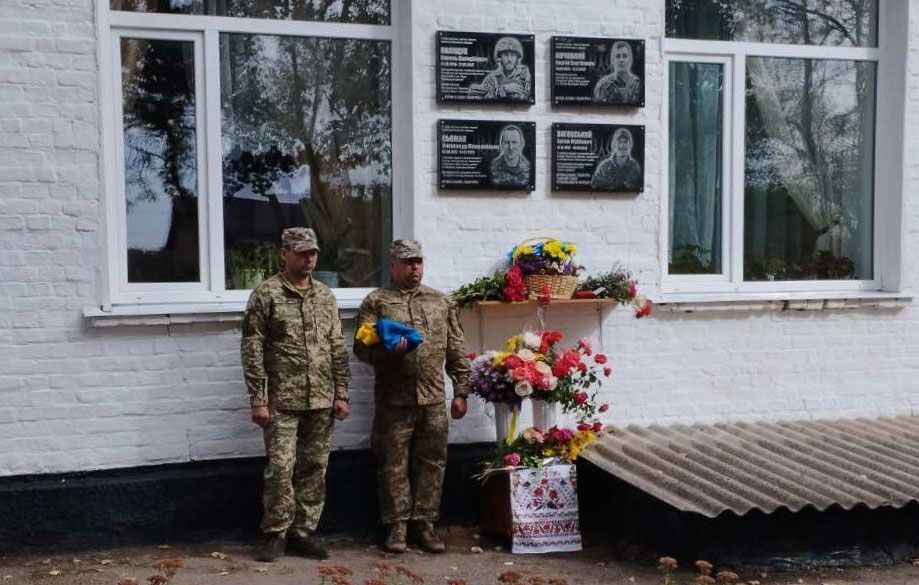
[1,526,918,585]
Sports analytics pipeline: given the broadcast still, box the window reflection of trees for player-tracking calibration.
[121,38,200,283]
[744,57,875,281]
[111,0,390,24]
[666,0,878,47]
[221,34,392,288]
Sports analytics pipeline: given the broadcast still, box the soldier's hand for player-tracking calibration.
[390,337,409,356]
[450,396,468,420]
[332,399,350,421]
[251,405,270,428]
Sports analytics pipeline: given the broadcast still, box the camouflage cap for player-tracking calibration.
[281,227,320,252]
[390,239,423,259]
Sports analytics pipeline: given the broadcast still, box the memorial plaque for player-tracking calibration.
[436,31,536,104]
[551,36,645,107]
[552,123,644,193]
[438,120,536,191]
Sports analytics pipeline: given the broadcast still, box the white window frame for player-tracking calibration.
[660,1,908,301]
[96,1,412,311]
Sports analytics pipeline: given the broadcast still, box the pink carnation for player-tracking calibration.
[504,355,523,370]
[598,403,609,413]
[504,452,521,467]
[574,391,588,404]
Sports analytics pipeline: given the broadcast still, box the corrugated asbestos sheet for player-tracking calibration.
[581,416,919,518]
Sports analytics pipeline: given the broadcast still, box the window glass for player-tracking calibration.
[744,57,875,281]
[668,61,724,275]
[220,33,392,289]
[121,38,200,283]
[111,0,390,25]
[666,0,878,47]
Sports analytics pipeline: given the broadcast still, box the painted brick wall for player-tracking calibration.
[0,0,916,477]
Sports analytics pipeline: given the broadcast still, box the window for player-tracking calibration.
[663,0,897,295]
[99,0,405,307]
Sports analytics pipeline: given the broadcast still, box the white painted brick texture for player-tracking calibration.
[0,0,916,477]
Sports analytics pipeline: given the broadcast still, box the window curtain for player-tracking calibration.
[668,62,723,272]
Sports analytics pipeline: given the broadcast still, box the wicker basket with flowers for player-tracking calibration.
[509,237,580,300]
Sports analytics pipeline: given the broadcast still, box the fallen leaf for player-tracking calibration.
[100,560,113,566]
[503,562,514,566]
[156,545,171,549]
[220,571,230,576]
[470,546,483,554]
[71,559,81,564]
[210,552,229,560]
[48,570,61,576]
[255,567,267,573]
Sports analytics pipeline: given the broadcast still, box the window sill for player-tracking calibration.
[82,299,363,327]
[653,291,913,313]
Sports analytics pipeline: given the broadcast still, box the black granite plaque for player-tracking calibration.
[551,36,645,107]
[438,120,536,191]
[552,123,644,192]
[436,31,536,104]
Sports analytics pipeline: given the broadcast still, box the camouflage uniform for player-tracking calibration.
[490,153,531,187]
[354,242,470,526]
[481,36,531,101]
[592,73,643,105]
[241,229,350,539]
[590,156,642,192]
[481,63,532,101]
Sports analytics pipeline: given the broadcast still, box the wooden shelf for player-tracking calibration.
[466,298,618,311]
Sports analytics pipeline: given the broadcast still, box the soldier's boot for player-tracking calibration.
[382,522,407,554]
[411,520,445,554]
[255,532,286,562]
[287,532,330,560]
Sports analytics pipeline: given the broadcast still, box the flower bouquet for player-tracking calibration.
[575,266,654,318]
[476,424,603,478]
[469,329,611,446]
[510,238,580,300]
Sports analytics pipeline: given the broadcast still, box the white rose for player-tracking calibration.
[534,361,551,375]
[548,375,558,390]
[522,332,542,350]
[517,349,536,362]
[515,380,533,397]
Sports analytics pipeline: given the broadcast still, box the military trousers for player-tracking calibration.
[261,407,334,537]
[371,403,448,525]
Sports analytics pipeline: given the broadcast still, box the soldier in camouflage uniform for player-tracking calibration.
[476,36,531,101]
[354,240,471,554]
[489,124,530,187]
[241,227,351,562]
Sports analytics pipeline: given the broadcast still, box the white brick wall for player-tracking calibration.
[0,0,916,477]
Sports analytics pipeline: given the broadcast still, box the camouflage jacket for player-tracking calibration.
[482,64,532,100]
[353,284,470,406]
[241,274,350,410]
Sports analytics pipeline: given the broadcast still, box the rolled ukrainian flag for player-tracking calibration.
[356,318,424,351]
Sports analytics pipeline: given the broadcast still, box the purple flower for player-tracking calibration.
[470,358,515,404]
